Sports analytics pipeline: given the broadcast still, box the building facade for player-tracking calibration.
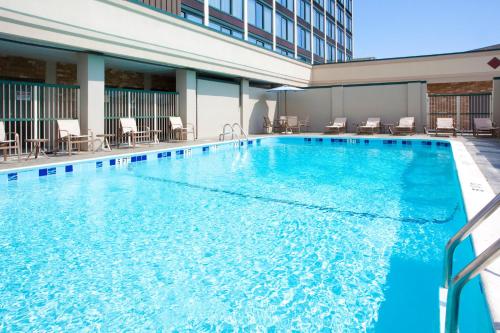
[136,0,353,64]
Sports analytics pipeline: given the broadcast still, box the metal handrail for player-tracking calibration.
[219,123,234,141]
[442,193,500,288]
[444,238,500,333]
[232,123,248,142]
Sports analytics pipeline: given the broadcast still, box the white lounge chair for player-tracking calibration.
[0,121,20,161]
[473,118,498,137]
[357,117,381,135]
[56,119,93,156]
[325,117,347,134]
[169,116,195,141]
[393,117,415,135]
[263,115,281,134]
[119,118,152,147]
[286,116,301,133]
[435,118,456,137]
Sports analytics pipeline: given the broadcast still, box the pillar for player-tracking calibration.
[493,77,500,128]
[240,79,250,133]
[176,69,197,137]
[77,53,105,144]
[407,82,426,133]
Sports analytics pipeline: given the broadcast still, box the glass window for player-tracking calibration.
[298,55,310,63]
[327,43,335,62]
[337,5,344,25]
[314,0,324,8]
[337,48,344,62]
[277,46,294,58]
[346,34,352,51]
[248,35,273,49]
[298,0,310,23]
[248,0,272,32]
[327,0,334,16]
[346,14,352,31]
[181,11,204,24]
[210,0,243,19]
[326,19,334,39]
[277,0,294,12]
[276,13,294,43]
[337,26,344,45]
[346,54,352,61]
[314,35,324,57]
[297,25,311,50]
[346,0,352,12]
[313,9,324,32]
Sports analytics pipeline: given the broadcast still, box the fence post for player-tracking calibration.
[154,93,158,143]
[33,86,38,140]
[127,91,131,118]
[456,96,461,133]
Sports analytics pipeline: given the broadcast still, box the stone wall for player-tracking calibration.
[0,55,45,81]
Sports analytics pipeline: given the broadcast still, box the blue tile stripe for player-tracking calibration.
[7,173,17,181]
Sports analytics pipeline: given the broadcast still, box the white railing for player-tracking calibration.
[105,88,179,145]
[0,80,80,153]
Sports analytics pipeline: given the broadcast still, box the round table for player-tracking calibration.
[26,138,49,160]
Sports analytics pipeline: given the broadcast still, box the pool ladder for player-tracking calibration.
[219,123,249,146]
[440,193,500,333]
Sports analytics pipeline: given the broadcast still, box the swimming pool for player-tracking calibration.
[0,137,492,332]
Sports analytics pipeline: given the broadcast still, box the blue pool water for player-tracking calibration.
[0,137,492,332]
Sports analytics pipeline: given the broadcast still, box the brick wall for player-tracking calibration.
[427,81,493,94]
[0,55,45,82]
[151,74,176,91]
[57,63,77,85]
[105,69,145,89]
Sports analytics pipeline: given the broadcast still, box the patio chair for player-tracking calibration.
[473,118,499,137]
[435,118,456,137]
[0,121,20,161]
[325,117,347,134]
[56,119,93,156]
[357,117,381,135]
[263,115,281,134]
[169,116,195,141]
[286,116,301,133]
[298,115,311,132]
[118,118,152,148]
[392,117,415,135]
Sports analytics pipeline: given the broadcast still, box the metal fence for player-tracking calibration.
[0,80,80,154]
[105,88,179,146]
[427,93,492,133]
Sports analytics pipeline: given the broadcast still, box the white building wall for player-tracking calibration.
[197,79,240,139]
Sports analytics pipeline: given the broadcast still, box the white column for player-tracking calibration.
[77,53,105,145]
[244,0,249,40]
[310,0,314,64]
[350,0,353,57]
[343,2,347,57]
[293,0,298,58]
[204,0,209,26]
[176,69,197,138]
[45,60,57,84]
[272,0,277,51]
[334,0,337,62]
[240,79,250,133]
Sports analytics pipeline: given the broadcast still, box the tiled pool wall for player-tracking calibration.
[1,136,452,183]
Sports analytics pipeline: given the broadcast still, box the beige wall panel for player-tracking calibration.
[247,87,277,134]
[197,79,240,139]
[286,88,331,132]
[342,84,408,132]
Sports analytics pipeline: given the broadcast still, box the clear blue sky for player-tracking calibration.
[354,0,500,59]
